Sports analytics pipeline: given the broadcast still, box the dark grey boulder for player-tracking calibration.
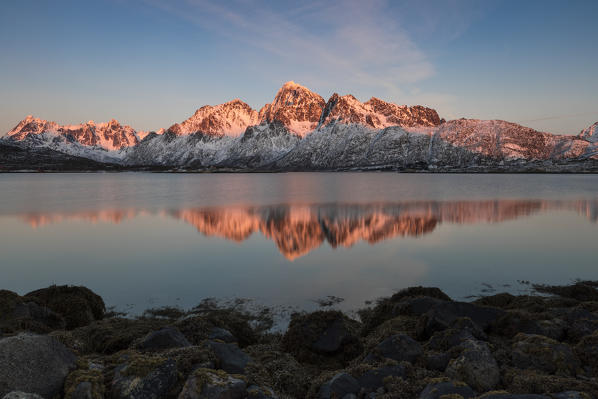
[512,333,580,376]
[394,296,447,317]
[208,327,236,343]
[0,333,76,398]
[282,311,362,364]
[1,393,44,399]
[312,318,354,353]
[179,370,246,399]
[206,340,252,374]
[70,381,94,399]
[424,351,450,371]
[25,285,105,329]
[445,339,500,391]
[550,392,592,399]
[0,290,65,334]
[246,385,278,399]
[318,373,360,399]
[138,327,191,350]
[355,365,405,391]
[418,381,475,399]
[420,301,504,338]
[363,334,423,364]
[111,358,177,399]
[480,395,550,399]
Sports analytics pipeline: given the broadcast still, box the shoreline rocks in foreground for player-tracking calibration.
[2,283,598,398]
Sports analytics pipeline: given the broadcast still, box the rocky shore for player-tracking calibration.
[2,283,598,398]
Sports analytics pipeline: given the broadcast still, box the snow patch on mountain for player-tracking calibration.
[167,99,259,137]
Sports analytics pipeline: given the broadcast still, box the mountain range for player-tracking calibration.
[2,81,597,172]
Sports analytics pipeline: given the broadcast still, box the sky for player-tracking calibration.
[0,0,597,135]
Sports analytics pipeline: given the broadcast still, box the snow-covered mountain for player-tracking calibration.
[167,99,259,137]
[318,94,442,129]
[257,81,326,136]
[7,115,144,150]
[2,82,597,171]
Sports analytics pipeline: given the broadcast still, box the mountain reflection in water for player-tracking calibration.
[20,199,598,260]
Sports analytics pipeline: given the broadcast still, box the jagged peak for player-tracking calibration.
[281,80,304,90]
[580,121,598,143]
[273,81,321,99]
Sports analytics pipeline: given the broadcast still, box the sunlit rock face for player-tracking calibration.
[258,81,327,137]
[580,122,598,143]
[18,199,597,260]
[3,82,597,170]
[168,99,260,137]
[6,115,142,150]
[318,94,441,129]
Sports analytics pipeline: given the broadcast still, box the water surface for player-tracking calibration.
[1,173,597,314]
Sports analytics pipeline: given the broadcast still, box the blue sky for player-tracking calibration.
[1,0,596,135]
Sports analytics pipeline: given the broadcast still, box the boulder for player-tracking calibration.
[549,393,592,399]
[175,309,256,347]
[445,339,500,391]
[418,380,475,399]
[424,351,450,371]
[137,327,191,350]
[0,333,76,398]
[246,385,278,399]
[478,394,550,399]
[512,333,580,376]
[25,285,105,329]
[354,365,405,391]
[574,332,598,376]
[363,334,423,364]
[111,356,178,399]
[0,290,65,334]
[419,301,505,338]
[555,307,598,342]
[1,393,44,399]
[490,311,565,340]
[208,327,236,343]
[427,317,486,352]
[63,365,104,399]
[178,369,246,399]
[317,373,360,399]
[362,286,451,334]
[206,340,252,374]
[282,311,362,365]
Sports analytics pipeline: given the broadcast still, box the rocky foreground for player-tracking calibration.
[2,283,598,399]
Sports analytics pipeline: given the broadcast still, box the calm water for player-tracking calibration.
[1,173,597,315]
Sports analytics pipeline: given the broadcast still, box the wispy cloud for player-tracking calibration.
[143,0,435,97]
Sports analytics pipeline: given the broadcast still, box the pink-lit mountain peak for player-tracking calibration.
[6,115,145,150]
[6,82,445,147]
[168,98,259,137]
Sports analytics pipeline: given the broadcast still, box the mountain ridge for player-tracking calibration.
[2,81,597,172]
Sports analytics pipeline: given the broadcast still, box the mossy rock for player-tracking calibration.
[574,331,598,376]
[502,367,598,397]
[244,344,316,398]
[361,287,451,335]
[363,315,420,353]
[65,317,169,354]
[175,309,257,348]
[0,290,66,335]
[64,366,105,399]
[282,310,363,368]
[512,333,580,376]
[25,285,105,329]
